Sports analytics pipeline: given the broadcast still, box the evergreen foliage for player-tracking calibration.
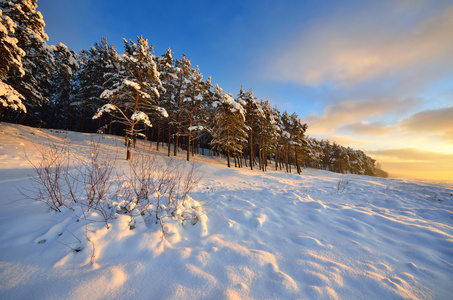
[1,0,54,115]
[210,85,247,168]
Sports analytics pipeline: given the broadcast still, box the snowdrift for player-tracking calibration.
[0,123,452,299]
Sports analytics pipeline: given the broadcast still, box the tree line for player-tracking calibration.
[0,0,388,177]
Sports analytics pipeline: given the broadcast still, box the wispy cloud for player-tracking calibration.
[341,121,392,136]
[398,106,453,143]
[266,1,453,88]
[305,97,419,134]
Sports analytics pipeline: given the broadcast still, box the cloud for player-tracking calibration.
[398,106,453,142]
[305,97,419,134]
[341,121,392,136]
[320,135,372,147]
[266,1,453,88]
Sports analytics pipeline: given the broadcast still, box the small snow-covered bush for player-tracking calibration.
[117,149,202,236]
[78,138,118,228]
[25,137,202,240]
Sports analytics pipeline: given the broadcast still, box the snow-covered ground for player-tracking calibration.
[1,122,452,299]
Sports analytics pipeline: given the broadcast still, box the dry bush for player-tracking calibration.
[78,138,118,228]
[26,135,202,239]
[24,139,74,212]
[151,158,202,231]
[337,176,350,194]
[116,149,202,235]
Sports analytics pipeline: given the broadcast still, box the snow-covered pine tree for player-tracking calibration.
[72,38,119,132]
[171,54,192,157]
[0,8,25,118]
[237,87,263,170]
[44,43,78,129]
[156,47,176,153]
[197,76,214,156]
[0,0,54,121]
[182,66,208,161]
[210,84,247,168]
[280,111,292,172]
[96,36,165,160]
[290,113,308,174]
[258,100,279,171]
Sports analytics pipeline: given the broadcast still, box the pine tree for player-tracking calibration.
[96,36,165,160]
[171,54,192,156]
[1,0,54,118]
[288,112,308,174]
[72,38,119,132]
[0,8,26,117]
[237,87,263,170]
[156,47,177,153]
[210,84,247,168]
[44,43,78,129]
[258,100,279,171]
[182,66,208,161]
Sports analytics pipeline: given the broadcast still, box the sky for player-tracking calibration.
[37,0,453,182]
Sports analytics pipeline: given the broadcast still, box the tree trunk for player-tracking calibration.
[80,106,87,132]
[186,131,192,161]
[156,118,161,151]
[167,124,171,157]
[227,150,231,168]
[174,131,178,156]
[249,128,253,170]
[295,144,301,175]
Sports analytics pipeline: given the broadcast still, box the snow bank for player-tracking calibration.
[0,123,452,299]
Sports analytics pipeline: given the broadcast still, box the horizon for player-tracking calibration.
[37,0,453,182]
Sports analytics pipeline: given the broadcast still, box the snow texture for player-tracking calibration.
[130,111,152,127]
[0,123,452,299]
[92,103,117,119]
[0,81,26,112]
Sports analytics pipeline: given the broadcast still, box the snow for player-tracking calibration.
[92,103,117,119]
[154,106,169,118]
[99,89,114,99]
[123,79,141,90]
[0,81,26,112]
[188,125,204,131]
[130,111,152,127]
[0,122,452,299]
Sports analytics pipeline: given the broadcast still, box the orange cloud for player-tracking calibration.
[341,121,392,136]
[305,97,419,134]
[398,106,453,143]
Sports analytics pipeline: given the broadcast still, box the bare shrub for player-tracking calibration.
[26,134,202,240]
[79,138,117,228]
[337,176,349,194]
[24,139,73,212]
[151,158,202,230]
[116,150,202,236]
[126,148,156,206]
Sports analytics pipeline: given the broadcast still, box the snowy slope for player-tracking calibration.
[0,122,452,299]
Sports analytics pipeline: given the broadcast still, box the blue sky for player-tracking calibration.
[38,0,453,181]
